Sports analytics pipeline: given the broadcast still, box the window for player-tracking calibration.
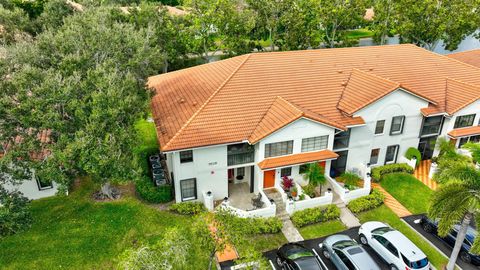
[281,167,292,177]
[459,135,480,148]
[299,164,308,174]
[301,135,328,152]
[334,249,356,270]
[390,116,405,135]
[333,130,350,150]
[459,137,469,148]
[375,120,385,135]
[264,140,293,158]
[36,176,53,190]
[385,145,399,164]
[237,167,245,177]
[385,242,399,257]
[420,116,443,136]
[180,178,196,201]
[369,148,380,165]
[227,143,255,166]
[179,150,193,163]
[454,114,476,128]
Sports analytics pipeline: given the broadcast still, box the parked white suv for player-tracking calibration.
[358,221,430,270]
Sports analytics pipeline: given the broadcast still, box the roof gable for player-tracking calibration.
[445,78,480,115]
[447,49,480,68]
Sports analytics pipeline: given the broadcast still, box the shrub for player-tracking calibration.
[0,187,32,237]
[347,189,385,213]
[405,147,422,166]
[371,163,414,182]
[302,184,316,198]
[281,176,294,191]
[246,217,283,234]
[338,172,361,187]
[291,204,340,227]
[136,176,173,203]
[169,201,206,215]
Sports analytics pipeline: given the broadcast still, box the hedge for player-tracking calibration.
[347,189,385,213]
[136,176,173,203]
[169,201,206,215]
[371,163,414,182]
[405,147,421,166]
[291,204,340,227]
[238,216,283,234]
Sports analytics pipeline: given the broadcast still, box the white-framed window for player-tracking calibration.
[264,140,293,158]
[180,178,197,201]
[369,148,380,165]
[390,116,405,135]
[36,176,53,190]
[454,114,476,129]
[301,135,329,152]
[374,120,385,135]
[385,145,399,164]
[280,167,292,177]
[179,150,193,163]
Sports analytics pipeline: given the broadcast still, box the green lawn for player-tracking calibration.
[134,118,159,153]
[0,180,209,270]
[345,29,374,39]
[357,205,448,269]
[298,220,347,240]
[380,173,433,214]
[243,233,288,253]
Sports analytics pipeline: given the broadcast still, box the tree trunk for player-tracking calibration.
[101,182,114,199]
[163,58,169,73]
[269,28,274,52]
[446,213,472,270]
[208,248,216,270]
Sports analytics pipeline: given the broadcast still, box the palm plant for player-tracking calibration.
[463,142,480,164]
[429,162,480,270]
[303,163,326,195]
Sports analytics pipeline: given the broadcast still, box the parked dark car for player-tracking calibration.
[276,243,325,270]
[420,216,480,265]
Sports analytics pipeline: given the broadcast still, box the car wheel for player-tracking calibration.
[276,257,283,267]
[390,264,399,270]
[322,249,331,259]
[460,251,472,263]
[359,234,368,246]
[422,223,434,233]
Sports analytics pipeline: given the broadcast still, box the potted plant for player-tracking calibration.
[291,186,298,198]
[281,176,294,192]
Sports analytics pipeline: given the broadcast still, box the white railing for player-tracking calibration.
[398,156,417,169]
[285,190,333,214]
[327,164,371,203]
[220,190,276,218]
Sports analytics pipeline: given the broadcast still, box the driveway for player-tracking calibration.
[403,215,479,270]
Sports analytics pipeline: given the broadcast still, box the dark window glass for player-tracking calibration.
[334,249,356,270]
[385,145,399,164]
[390,116,405,135]
[227,143,255,166]
[264,140,293,158]
[470,135,480,143]
[36,176,53,190]
[402,254,429,269]
[301,135,328,152]
[385,242,399,257]
[180,178,196,201]
[420,116,443,136]
[459,137,469,148]
[180,150,193,163]
[299,164,308,174]
[330,150,348,177]
[375,120,385,134]
[237,167,245,177]
[454,114,476,128]
[370,148,380,165]
[281,167,292,177]
[333,130,350,150]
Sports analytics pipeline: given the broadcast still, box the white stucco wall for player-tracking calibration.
[4,176,59,200]
[346,89,429,171]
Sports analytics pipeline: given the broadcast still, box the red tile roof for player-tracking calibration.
[448,126,480,138]
[0,129,51,160]
[447,49,480,68]
[445,78,480,115]
[258,150,339,170]
[149,45,480,151]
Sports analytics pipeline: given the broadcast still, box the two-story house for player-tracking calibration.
[148,44,480,205]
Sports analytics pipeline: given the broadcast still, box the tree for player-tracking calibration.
[0,186,32,236]
[0,5,32,45]
[34,0,76,33]
[463,142,480,164]
[429,162,480,270]
[370,0,398,45]
[303,163,326,195]
[394,0,480,51]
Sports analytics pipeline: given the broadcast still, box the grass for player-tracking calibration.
[357,205,448,269]
[380,173,433,214]
[242,233,288,253]
[134,118,159,153]
[345,28,374,39]
[298,220,347,240]
[0,180,209,270]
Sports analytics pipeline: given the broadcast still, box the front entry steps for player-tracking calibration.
[264,189,304,242]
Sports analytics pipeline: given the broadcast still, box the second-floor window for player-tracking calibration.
[264,140,293,158]
[333,130,350,150]
[385,145,399,164]
[375,120,385,135]
[227,143,255,166]
[180,150,193,163]
[369,148,380,165]
[301,135,328,152]
[390,116,405,135]
[420,116,443,136]
[454,114,476,129]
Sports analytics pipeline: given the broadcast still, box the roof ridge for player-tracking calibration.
[446,77,480,89]
[162,54,251,150]
[352,68,401,86]
[421,46,480,72]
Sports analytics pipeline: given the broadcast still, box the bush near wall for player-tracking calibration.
[169,201,206,215]
[136,176,173,203]
[347,189,385,213]
[371,163,414,182]
[291,205,340,227]
[405,147,422,166]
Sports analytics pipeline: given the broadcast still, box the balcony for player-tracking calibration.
[227,143,255,166]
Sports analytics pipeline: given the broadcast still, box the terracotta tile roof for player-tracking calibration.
[0,129,51,160]
[448,126,480,138]
[447,49,480,68]
[258,150,339,170]
[420,106,446,117]
[445,78,480,115]
[149,44,480,151]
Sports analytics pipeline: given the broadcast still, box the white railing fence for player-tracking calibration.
[219,189,276,218]
[326,163,371,203]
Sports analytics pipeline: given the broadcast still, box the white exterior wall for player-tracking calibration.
[346,90,429,171]
[4,176,59,200]
[437,99,480,148]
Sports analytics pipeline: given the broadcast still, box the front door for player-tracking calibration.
[263,170,275,188]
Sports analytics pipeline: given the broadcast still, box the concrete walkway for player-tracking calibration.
[332,190,361,228]
[264,189,304,242]
[372,183,412,217]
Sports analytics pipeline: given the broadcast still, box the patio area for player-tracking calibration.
[228,182,257,210]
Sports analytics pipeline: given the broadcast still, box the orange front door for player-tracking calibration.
[263,170,275,188]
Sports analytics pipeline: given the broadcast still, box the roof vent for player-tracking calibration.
[341,81,347,86]
[192,101,198,106]
[337,70,343,73]
[178,98,185,104]
[369,67,374,71]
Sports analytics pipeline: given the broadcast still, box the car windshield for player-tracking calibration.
[402,254,429,269]
[287,249,314,260]
[372,226,394,235]
[333,240,357,250]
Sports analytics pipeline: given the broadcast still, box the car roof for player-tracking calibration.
[345,246,380,270]
[295,257,323,270]
[382,231,426,261]
[362,221,388,231]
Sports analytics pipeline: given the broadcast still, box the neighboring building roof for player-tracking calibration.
[257,150,339,170]
[0,129,51,160]
[149,45,480,152]
[448,126,480,138]
[447,49,480,68]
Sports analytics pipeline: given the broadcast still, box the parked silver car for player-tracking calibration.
[320,234,380,270]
